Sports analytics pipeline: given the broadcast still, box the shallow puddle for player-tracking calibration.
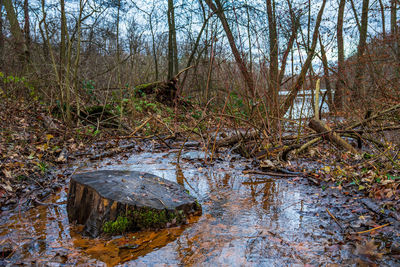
[0,150,395,265]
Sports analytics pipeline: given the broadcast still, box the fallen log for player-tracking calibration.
[215,129,259,147]
[309,118,358,154]
[67,170,201,237]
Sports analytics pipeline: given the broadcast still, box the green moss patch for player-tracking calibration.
[102,207,188,235]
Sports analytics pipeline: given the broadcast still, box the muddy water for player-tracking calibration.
[0,150,375,266]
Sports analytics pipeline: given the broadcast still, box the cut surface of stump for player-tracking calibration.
[67,170,202,237]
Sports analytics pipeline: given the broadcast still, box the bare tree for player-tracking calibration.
[280,0,327,115]
[204,0,255,98]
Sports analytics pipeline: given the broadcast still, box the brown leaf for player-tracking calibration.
[355,239,383,260]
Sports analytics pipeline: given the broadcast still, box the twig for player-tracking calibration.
[243,170,301,177]
[326,208,344,230]
[151,115,174,135]
[128,117,152,137]
[354,223,391,234]
[345,103,400,131]
[174,65,194,79]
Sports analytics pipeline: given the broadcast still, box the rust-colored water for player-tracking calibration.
[0,150,386,266]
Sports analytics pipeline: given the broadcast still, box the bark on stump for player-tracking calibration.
[67,170,202,237]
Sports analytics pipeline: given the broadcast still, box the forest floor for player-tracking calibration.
[1,97,399,212]
[1,97,400,264]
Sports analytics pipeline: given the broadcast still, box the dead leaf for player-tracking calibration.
[355,239,383,260]
[55,154,66,163]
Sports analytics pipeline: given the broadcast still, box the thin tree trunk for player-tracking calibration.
[266,0,279,116]
[167,0,174,79]
[319,35,333,109]
[245,0,252,73]
[41,0,61,101]
[149,12,159,80]
[204,0,255,98]
[391,0,397,35]
[349,0,361,31]
[171,0,178,76]
[335,0,346,110]
[23,0,30,62]
[73,0,84,124]
[0,0,4,68]
[353,0,370,99]
[38,17,49,60]
[378,0,386,37]
[181,10,212,89]
[280,0,326,115]
[60,0,66,83]
[279,0,299,85]
[59,0,68,122]
[391,0,399,78]
[116,0,124,127]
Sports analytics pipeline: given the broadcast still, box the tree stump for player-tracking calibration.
[67,170,202,237]
[134,78,177,105]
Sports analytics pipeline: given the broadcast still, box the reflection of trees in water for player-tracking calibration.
[244,177,291,227]
[175,164,185,186]
[31,205,48,255]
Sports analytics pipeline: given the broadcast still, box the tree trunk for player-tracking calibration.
[280,0,326,115]
[391,0,397,35]
[204,0,255,98]
[23,0,30,57]
[378,0,386,37]
[3,0,29,65]
[171,1,178,77]
[266,0,279,116]
[149,12,159,80]
[0,0,4,68]
[335,0,346,110]
[353,0,370,100]
[38,18,49,60]
[167,0,175,79]
[60,0,66,83]
[245,0,253,73]
[391,0,399,78]
[319,35,333,110]
[73,0,84,123]
[181,11,212,89]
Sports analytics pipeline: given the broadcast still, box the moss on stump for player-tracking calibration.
[67,170,202,237]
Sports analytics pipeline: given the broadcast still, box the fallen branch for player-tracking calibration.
[215,129,259,147]
[309,118,359,154]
